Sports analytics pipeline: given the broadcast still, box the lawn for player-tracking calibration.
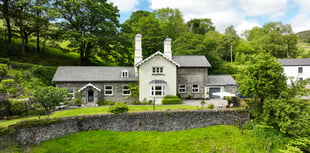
[28,125,286,153]
[0,105,199,127]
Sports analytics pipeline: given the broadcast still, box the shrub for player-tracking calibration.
[74,98,81,105]
[0,64,8,78]
[108,102,129,114]
[97,100,115,106]
[162,95,182,105]
[207,104,214,109]
[9,99,27,116]
[185,95,192,99]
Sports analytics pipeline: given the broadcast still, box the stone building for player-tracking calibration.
[52,34,238,105]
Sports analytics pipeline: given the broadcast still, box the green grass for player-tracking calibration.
[0,105,199,127]
[28,125,286,153]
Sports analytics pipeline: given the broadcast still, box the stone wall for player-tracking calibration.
[0,110,248,147]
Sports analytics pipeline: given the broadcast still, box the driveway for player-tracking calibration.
[183,99,228,108]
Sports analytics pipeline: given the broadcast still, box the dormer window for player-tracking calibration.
[121,70,129,78]
[152,67,164,75]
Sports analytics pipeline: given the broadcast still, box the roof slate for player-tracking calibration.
[52,66,137,82]
[206,75,238,86]
[278,58,310,66]
[172,55,211,67]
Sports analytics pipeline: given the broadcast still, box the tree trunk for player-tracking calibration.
[3,0,12,55]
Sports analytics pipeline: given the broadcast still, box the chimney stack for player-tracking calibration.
[134,34,142,66]
[164,38,172,59]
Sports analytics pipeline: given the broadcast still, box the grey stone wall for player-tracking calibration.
[56,82,136,103]
[0,110,248,147]
[177,67,208,99]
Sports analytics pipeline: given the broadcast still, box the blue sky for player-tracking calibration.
[109,0,310,34]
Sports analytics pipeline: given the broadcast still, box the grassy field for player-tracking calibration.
[27,125,286,153]
[0,105,199,127]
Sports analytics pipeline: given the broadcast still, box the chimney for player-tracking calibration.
[164,38,172,58]
[134,34,142,66]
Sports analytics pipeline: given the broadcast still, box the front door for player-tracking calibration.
[209,88,221,99]
[88,90,94,102]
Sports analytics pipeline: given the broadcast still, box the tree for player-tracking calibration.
[246,22,299,58]
[154,8,185,40]
[238,52,287,119]
[120,10,164,58]
[33,86,68,117]
[53,0,120,62]
[186,18,215,35]
[0,64,8,78]
[0,0,13,55]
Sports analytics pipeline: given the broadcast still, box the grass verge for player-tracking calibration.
[0,105,199,127]
[28,125,286,153]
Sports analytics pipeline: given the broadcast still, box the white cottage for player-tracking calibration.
[52,34,238,105]
[278,58,310,84]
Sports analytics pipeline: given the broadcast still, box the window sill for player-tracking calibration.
[152,73,164,75]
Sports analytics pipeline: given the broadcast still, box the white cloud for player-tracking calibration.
[294,0,310,12]
[290,13,310,33]
[237,0,288,18]
[109,0,140,12]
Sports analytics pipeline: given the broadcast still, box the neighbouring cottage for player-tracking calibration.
[278,58,310,84]
[52,34,238,105]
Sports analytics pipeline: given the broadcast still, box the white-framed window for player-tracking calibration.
[121,70,129,78]
[122,85,131,95]
[192,84,199,93]
[104,85,113,95]
[152,67,164,74]
[298,67,303,73]
[178,84,186,93]
[151,84,165,96]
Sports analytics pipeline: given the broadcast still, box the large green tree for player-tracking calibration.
[154,8,185,40]
[186,18,215,35]
[53,0,120,62]
[246,22,298,58]
[238,52,287,119]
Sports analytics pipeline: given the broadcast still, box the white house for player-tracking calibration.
[52,34,238,105]
[278,58,310,85]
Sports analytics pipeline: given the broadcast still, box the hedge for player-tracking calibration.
[163,95,179,99]
[162,99,182,104]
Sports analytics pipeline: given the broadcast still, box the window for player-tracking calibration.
[67,88,74,98]
[298,67,303,73]
[104,85,113,95]
[121,70,129,78]
[178,84,186,93]
[122,85,130,95]
[151,84,165,96]
[152,67,164,74]
[192,84,199,93]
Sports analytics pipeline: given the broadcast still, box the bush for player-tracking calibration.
[162,95,182,105]
[108,102,129,114]
[207,104,214,109]
[97,100,115,106]
[185,95,192,99]
[0,64,8,78]
[74,98,81,105]
[9,99,27,116]
[163,95,179,99]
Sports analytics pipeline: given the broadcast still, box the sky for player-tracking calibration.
[109,0,310,34]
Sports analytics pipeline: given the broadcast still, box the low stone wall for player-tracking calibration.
[0,110,249,147]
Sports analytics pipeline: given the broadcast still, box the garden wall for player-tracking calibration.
[0,110,249,147]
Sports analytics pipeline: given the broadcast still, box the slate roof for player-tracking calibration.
[278,58,310,66]
[52,66,137,82]
[206,75,238,86]
[135,51,180,67]
[172,55,211,67]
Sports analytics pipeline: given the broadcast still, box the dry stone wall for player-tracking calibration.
[0,110,249,147]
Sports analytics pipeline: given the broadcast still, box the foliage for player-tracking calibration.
[238,52,287,120]
[29,125,286,153]
[200,100,206,107]
[30,65,57,85]
[186,18,215,34]
[128,82,139,99]
[0,79,18,97]
[245,22,298,58]
[207,103,214,109]
[33,86,68,116]
[53,0,120,62]
[0,64,8,78]
[263,98,309,137]
[8,99,27,116]
[74,98,81,105]
[108,102,129,114]
[97,99,115,106]
[162,95,181,104]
